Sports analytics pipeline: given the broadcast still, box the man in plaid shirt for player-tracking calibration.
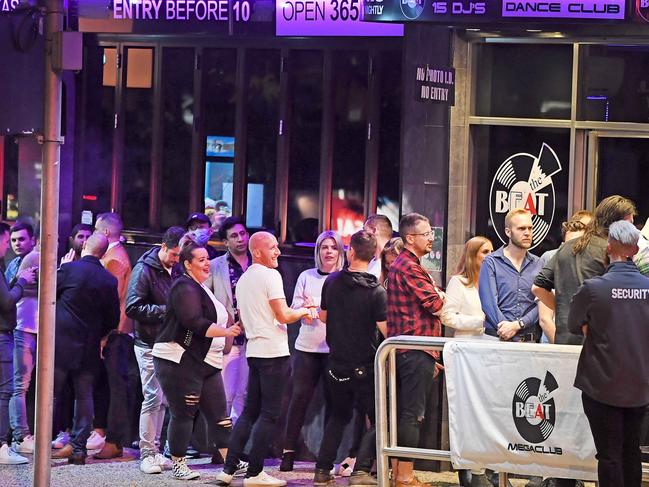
[387,213,444,487]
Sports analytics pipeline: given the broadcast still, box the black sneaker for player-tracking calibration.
[279,451,294,472]
[314,468,336,486]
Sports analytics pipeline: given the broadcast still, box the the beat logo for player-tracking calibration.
[637,0,649,22]
[489,143,562,250]
[512,371,558,444]
[400,0,425,19]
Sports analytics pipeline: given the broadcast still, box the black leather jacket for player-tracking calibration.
[126,247,178,348]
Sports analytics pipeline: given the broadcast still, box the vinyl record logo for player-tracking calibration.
[637,0,649,22]
[489,143,562,250]
[512,371,558,444]
[400,0,425,19]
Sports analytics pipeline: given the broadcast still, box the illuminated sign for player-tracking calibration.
[276,0,404,35]
[1,0,19,12]
[112,0,253,21]
[363,0,628,23]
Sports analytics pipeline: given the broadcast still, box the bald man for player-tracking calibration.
[52,233,120,464]
[217,232,317,486]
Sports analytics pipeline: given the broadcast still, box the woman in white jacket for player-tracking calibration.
[442,236,494,339]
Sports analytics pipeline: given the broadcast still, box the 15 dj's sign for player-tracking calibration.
[489,143,562,249]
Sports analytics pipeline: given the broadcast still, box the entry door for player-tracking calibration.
[587,131,649,221]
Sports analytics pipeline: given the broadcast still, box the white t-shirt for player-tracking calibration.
[236,263,289,358]
[367,258,382,280]
[292,268,328,354]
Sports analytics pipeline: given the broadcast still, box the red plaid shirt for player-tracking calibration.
[387,248,443,356]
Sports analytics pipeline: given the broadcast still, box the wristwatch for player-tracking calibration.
[518,320,524,330]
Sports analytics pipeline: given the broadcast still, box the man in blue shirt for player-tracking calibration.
[479,208,541,342]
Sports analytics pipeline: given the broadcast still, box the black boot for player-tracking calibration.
[279,451,295,472]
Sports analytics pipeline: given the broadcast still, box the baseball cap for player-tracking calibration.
[186,212,211,228]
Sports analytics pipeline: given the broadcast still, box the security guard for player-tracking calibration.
[568,219,649,487]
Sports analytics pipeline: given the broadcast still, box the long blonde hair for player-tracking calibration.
[572,195,636,255]
[454,236,491,288]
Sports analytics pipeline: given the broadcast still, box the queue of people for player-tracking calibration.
[0,197,646,487]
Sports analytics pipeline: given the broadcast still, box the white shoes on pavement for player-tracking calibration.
[243,471,287,486]
[12,434,35,454]
[86,431,106,451]
[172,457,200,480]
[140,455,162,474]
[0,443,28,464]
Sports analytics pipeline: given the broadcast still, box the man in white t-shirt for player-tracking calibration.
[217,232,317,487]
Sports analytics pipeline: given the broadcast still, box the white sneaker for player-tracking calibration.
[215,471,233,485]
[234,460,249,476]
[12,435,34,454]
[0,443,28,464]
[153,452,172,470]
[338,457,356,477]
[140,455,162,474]
[52,431,69,449]
[86,431,106,450]
[243,471,287,486]
[172,457,200,480]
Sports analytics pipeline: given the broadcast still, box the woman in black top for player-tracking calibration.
[153,238,241,480]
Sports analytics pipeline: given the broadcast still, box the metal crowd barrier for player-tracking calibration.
[374,335,649,487]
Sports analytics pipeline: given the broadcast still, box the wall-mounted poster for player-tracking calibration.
[421,226,444,274]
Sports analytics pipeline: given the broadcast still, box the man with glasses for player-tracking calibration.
[387,213,445,487]
[207,217,252,424]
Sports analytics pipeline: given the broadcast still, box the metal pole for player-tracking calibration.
[33,1,63,485]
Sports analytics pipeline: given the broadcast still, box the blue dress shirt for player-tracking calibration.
[478,246,541,337]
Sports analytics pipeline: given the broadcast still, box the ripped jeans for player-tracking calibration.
[154,353,231,458]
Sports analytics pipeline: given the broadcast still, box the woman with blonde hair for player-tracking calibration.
[441,236,494,339]
[380,237,404,289]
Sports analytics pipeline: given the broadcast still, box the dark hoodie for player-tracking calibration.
[125,246,179,348]
[320,268,387,372]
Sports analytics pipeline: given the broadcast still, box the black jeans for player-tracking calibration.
[224,356,290,477]
[53,363,97,456]
[95,333,139,446]
[315,364,376,474]
[582,392,646,487]
[396,350,436,458]
[154,353,230,457]
[283,350,329,451]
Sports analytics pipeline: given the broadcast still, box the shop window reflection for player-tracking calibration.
[475,44,572,120]
[330,51,368,244]
[122,48,154,229]
[245,49,280,230]
[161,47,193,229]
[203,49,237,229]
[580,45,649,123]
[287,50,323,244]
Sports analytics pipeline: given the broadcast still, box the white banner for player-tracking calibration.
[444,340,597,481]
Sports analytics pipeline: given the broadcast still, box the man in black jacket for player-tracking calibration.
[568,220,649,487]
[0,222,35,465]
[125,226,184,474]
[52,233,120,464]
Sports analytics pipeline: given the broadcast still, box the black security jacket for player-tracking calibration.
[568,260,649,408]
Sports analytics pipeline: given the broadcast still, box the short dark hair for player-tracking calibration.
[186,212,211,230]
[399,213,429,240]
[70,223,92,239]
[162,226,185,249]
[178,234,205,270]
[350,229,376,263]
[0,223,10,237]
[10,221,34,238]
[219,216,247,240]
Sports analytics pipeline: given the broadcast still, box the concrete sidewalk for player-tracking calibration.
[0,450,595,487]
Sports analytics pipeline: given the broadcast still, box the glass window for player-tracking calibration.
[2,135,41,223]
[122,47,154,229]
[245,49,280,230]
[78,45,115,218]
[376,50,402,231]
[286,50,323,243]
[596,136,649,219]
[160,47,194,229]
[203,49,237,228]
[330,51,368,244]
[473,126,570,255]
[580,45,649,123]
[475,44,572,120]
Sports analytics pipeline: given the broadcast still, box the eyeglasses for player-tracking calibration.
[408,231,433,238]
